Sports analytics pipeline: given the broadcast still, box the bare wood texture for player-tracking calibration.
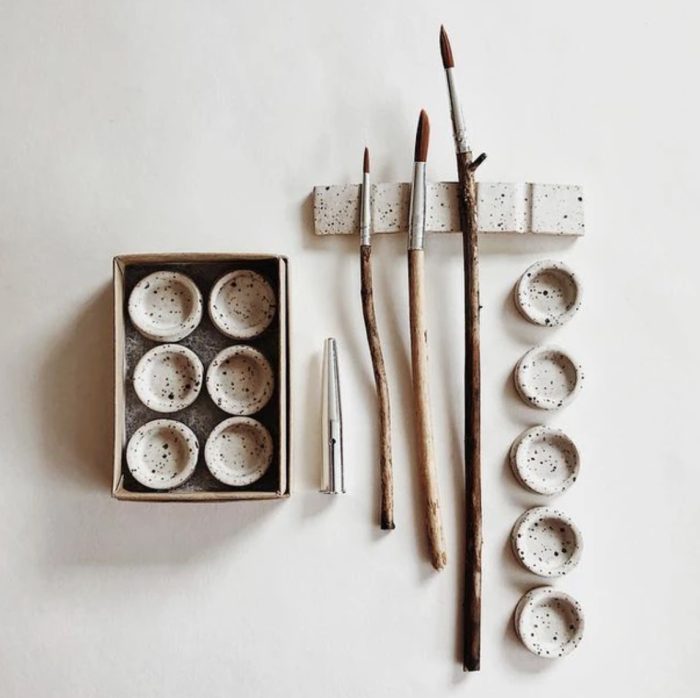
[456,150,485,671]
[360,245,395,530]
[407,248,447,570]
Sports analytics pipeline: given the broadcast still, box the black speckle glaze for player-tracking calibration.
[511,506,583,577]
[509,425,580,495]
[122,258,284,494]
[514,346,583,410]
[205,417,273,486]
[133,344,203,413]
[514,587,584,658]
[210,270,276,338]
[515,260,581,326]
[206,345,274,415]
[126,419,198,489]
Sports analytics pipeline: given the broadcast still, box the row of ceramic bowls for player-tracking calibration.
[509,260,585,660]
[128,268,277,342]
[125,269,277,491]
[126,416,273,490]
[131,343,274,415]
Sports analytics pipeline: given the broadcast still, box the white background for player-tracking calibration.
[1,1,698,696]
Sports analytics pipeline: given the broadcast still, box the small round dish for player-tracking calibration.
[515,260,581,326]
[206,345,274,415]
[514,586,585,658]
[133,344,203,413]
[509,425,580,495]
[128,271,203,342]
[209,270,276,339]
[514,345,583,410]
[205,416,273,486]
[126,419,199,490]
[511,506,583,577]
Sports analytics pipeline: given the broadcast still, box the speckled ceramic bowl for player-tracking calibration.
[514,346,583,410]
[206,345,274,415]
[515,260,581,327]
[126,419,199,490]
[133,344,204,413]
[128,271,203,342]
[514,586,584,658]
[511,506,583,577]
[209,270,276,339]
[205,416,273,486]
[509,425,580,495]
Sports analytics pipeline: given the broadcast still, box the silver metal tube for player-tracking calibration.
[360,172,371,246]
[408,161,427,250]
[321,337,344,494]
[446,67,469,154]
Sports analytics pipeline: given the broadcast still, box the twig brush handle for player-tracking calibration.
[360,244,395,530]
[408,247,447,571]
[456,149,484,671]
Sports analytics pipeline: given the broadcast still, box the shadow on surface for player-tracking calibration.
[37,284,282,567]
[39,283,114,489]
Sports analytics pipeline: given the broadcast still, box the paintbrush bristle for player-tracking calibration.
[440,25,454,69]
[363,147,370,174]
[414,110,430,163]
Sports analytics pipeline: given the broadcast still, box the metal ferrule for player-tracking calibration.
[321,337,344,494]
[446,67,469,154]
[408,161,427,250]
[360,172,371,246]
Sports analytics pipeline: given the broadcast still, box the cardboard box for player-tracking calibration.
[112,253,290,501]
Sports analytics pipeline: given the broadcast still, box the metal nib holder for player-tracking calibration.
[321,337,344,494]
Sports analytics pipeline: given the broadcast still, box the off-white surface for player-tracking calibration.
[0,1,698,696]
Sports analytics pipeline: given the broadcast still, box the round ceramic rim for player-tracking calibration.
[514,586,585,658]
[204,416,273,486]
[133,344,204,413]
[127,271,203,342]
[514,260,582,327]
[511,506,583,578]
[208,270,276,340]
[126,419,199,490]
[206,345,274,415]
[509,425,580,495]
[514,345,583,410]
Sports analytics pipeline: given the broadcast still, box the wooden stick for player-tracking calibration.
[440,25,485,671]
[360,244,395,530]
[456,149,484,671]
[408,248,447,570]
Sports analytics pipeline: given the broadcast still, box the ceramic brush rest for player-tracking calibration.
[313,181,585,237]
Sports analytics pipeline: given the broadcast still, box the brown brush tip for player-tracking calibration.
[363,147,370,174]
[440,25,454,69]
[414,110,430,162]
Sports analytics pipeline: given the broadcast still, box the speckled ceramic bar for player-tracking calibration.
[313,182,585,236]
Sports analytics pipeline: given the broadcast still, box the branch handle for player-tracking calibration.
[408,248,447,570]
[360,245,395,530]
[456,149,483,671]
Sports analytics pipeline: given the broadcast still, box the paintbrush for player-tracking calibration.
[440,25,487,672]
[408,111,447,571]
[359,147,395,530]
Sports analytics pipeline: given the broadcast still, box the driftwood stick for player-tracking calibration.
[360,244,395,530]
[408,247,447,570]
[457,148,485,671]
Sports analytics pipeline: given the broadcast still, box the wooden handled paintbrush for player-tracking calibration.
[440,25,486,671]
[408,111,447,571]
[359,147,395,530]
